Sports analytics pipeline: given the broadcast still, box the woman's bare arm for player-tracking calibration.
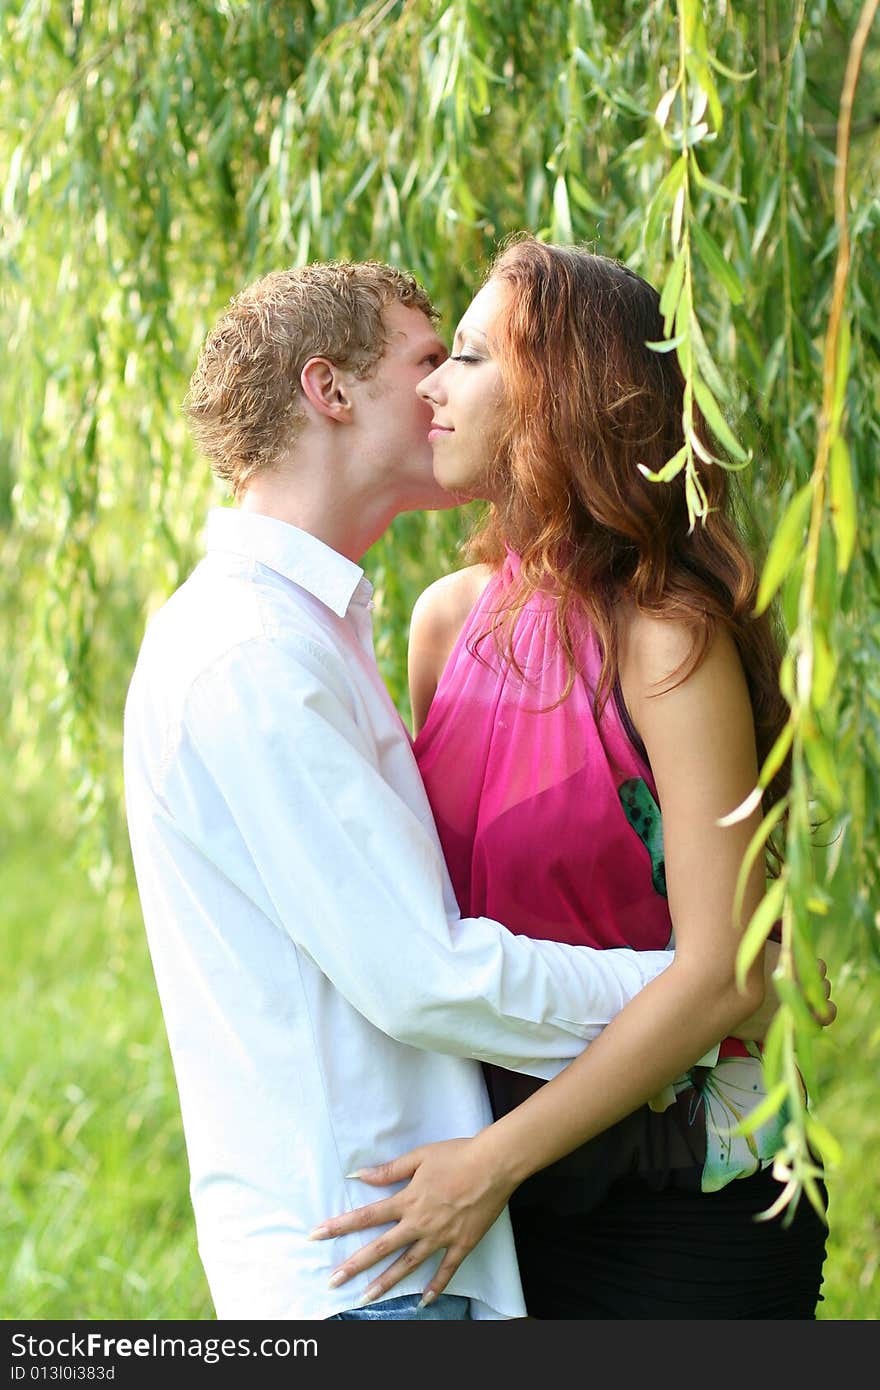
[407,565,493,734]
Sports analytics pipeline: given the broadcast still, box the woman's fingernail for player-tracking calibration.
[355,1285,380,1308]
[307,1226,330,1240]
[417,1291,436,1310]
[345,1170,365,1180]
[327,1270,348,1289]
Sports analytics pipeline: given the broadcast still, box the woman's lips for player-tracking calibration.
[428,425,454,440]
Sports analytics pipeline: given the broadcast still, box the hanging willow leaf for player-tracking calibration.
[655,84,679,129]
[690,157,745,203]
[637,442,688,484]
[831,317,851,431]
[645,332,686,352]
[773,973,822,1035]
[691,220,745,304]
[552,175,573,242]
[829,433,857,574]
[736,875,787,990]
[810,621,837,709]
[659,248,686,333]
[728,1081,789,1139]
[804,728,844,810]
[755,483,814,614]
[752,175,780,255]
[731,794,790,928]
[644,155,687,247]
[706,52,756,82]
[692,375,748,461]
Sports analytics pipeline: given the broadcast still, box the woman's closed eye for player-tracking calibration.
[449,354,481,364]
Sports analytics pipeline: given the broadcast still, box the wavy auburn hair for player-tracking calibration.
[467,237,790,828]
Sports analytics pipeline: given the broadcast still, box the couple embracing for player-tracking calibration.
[123,239,830,1321]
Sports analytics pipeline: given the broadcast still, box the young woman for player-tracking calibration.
[313,240,830,1318]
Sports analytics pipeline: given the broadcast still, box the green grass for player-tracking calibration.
[2,768,877,1320]
[1,780,210,1319]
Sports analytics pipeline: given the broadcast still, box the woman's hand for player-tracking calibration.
[733,944,837,1042]
[310,1135,516,1308]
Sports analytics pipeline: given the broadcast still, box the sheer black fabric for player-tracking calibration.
[511,1164,828,1320]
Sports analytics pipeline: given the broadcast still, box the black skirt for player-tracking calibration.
[510,1163,828,1320]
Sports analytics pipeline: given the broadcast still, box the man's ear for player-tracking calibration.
[300,357,353,422]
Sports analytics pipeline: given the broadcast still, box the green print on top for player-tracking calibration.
[618,777,667,897]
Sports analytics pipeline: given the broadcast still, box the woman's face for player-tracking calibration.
[415,277,508,501]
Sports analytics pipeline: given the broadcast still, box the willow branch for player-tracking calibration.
[801,0,877,613]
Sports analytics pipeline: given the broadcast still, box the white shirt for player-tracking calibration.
[123,507,674,1320]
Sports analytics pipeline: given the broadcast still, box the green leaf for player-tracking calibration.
[690,158,745,203]
[728,1081,788,1138]
[685,466,708,527]
[552,176,573,242]
[731,795,790,928]
[804,730,843,810]
[345,157,380,209]
[427,44,454,120]
[760,334,786,397]
[692,376,748,461]
[761,717,795,795]
[638,443,688,484]
[755,484,814,614]
[659,251,686,335]
[805,1115,843,1170]
[644,156,687,247]
[568,175,607,217]
[671,181,686,249]
[829,434,856,573]
[736,877,787,991]
[655,85,679,130]
[685,53,723,131]
[681,0,699,44]
[810,622,837,709]
[691,315,730,402]
[691,222,745,304]
[773,974,821,1034]
[680,120,710,149]
[2,142,26,219]
[760,1010,788,1089]
[752,176,780,255]
[831,317,851,430]
[645,333,687,353]
[309,167,322,224]
[707,53,757,82]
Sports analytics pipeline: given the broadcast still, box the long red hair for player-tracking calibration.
[467,237,790,834]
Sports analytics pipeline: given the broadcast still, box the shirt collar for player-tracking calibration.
[204,508,370,618]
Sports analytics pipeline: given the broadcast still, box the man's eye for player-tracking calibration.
[422,354,444,367]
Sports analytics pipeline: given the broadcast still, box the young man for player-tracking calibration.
[122,261,684,1320]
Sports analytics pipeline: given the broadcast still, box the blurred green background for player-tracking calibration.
[2,1,878,1319]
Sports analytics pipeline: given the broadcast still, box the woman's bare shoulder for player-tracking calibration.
[410,564,495,644]
[618,601,744,710]
[618,602,700,687]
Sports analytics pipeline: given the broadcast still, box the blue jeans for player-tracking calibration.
[328,1293,471,1321]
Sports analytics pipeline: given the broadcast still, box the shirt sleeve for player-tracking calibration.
[172,633,674,1078]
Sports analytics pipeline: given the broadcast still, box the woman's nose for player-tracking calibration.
[416,363,446,404]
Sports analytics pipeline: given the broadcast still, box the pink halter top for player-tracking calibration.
[413,550,674,952]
